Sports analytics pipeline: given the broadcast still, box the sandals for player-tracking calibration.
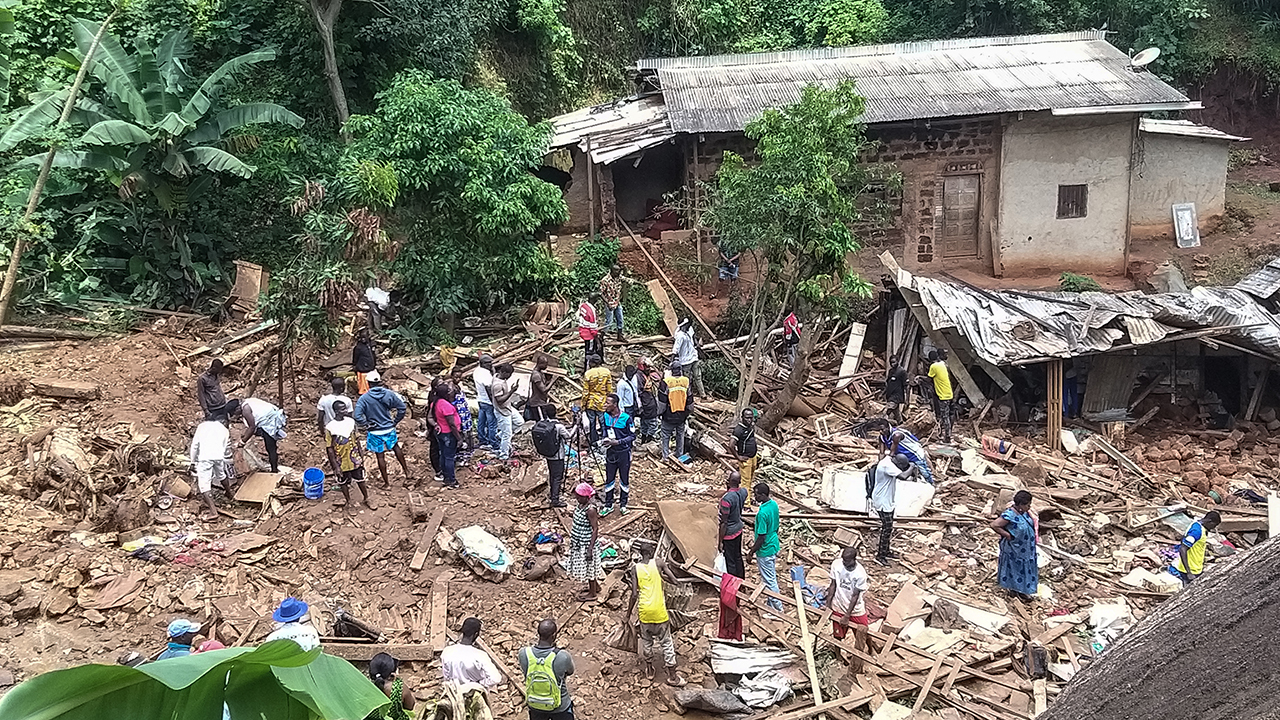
[666,673,688,688]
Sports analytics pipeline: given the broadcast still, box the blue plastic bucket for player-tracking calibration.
[303,467,325,499]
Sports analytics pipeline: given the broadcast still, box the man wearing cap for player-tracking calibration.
[354,370,412,487]
[265,597,321,650]
[474,355,498,451]
[158,618,202,660]
[658,364,692,462]
[672,318,703,396]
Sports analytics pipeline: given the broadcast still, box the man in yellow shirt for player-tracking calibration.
[927,349,955,443]
[581,355,612,446]
[627,543,686,687]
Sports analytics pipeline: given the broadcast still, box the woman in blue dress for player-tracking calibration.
[991,490,1039,600]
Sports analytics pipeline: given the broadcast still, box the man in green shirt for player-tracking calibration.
[749,482,783,611]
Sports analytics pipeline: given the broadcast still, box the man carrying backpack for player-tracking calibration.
[532,407,573,508]
[519,618,575,720]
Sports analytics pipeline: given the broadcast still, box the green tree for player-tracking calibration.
[0,640,390,720]
[704,81,888,429]
[0,20,303,307]
[343,69,567,316]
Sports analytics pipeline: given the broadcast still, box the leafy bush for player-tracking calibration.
[1059,272,1103,293]
[701,356,740,400]
[567,236,620,300]
[622,283,664,335]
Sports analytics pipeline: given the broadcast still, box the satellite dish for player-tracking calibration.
[1130,47,1161,70]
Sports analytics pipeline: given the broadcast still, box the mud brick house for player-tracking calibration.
[549,31,1244,277]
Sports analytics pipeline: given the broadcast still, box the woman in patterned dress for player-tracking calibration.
[367,652,415,719]
[992,490,1039,601]
[567,482,604,601]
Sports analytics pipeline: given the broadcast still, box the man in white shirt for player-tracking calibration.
[189,412,234,521]
[491,363,520,462]
[316,377,352,434]
[442,617,502,689]
[867,454,917,566]
[616,366,639,418]
[474,355,497,451]
[825,545,870,670]
[672,319,704,396]
[264,597,321,651]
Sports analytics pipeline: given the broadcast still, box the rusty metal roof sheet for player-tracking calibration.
[548,95,674,165]
[643,31,1195,133]
[1236,258,1280,300]
[882,253,1280,365]
[1139,119,1249,142]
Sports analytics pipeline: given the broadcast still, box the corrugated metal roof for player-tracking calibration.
[884,256,1280,365]
[1236,258,1280,300]
[548,95,674,165]
[1140,119,1249,142]
[647,32,1193,133]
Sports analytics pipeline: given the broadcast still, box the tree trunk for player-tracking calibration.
[306,0,349,139]
[0,9,119,324]
[757,315,824,433]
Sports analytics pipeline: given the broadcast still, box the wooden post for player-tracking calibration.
[1047,359,1063,452]
[276,349,285,408]
[793,581,824,710]
[1245,364,1270,421]
[586,136,595,239]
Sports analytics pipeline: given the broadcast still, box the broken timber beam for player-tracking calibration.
[322,642,438,662]
[879,251,987,405]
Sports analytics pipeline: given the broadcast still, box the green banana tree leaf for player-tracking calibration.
[185,146,255,178]
[134,38,167,123]
[273,654,391,720]
[155,111,193,136]
[186,102,304,144]
[179,47,276,124]
[155,29,192,101]
[15,149,129,172]
[0,89,69,151]
[0,7,15,107]
[71,18,150,125]
[0,642,382,720]
[81,120,153,146]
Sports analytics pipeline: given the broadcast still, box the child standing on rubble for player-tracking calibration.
[325,399,375,510]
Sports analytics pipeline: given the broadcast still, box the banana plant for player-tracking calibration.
[0,640,390,720]
[0,19,303,214]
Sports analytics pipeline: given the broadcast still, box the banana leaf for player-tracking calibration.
[0,640,389,720]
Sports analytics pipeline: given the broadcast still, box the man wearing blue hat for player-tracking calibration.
[158,618,202,660]
[265,597,321,650]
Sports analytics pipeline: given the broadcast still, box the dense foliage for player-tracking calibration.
[0,0,1275,330]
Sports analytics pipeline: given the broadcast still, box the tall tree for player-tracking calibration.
[297,0,349,136]
[704,81,890,431]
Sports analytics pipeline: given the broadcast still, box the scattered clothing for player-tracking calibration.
[997,508,1039,596]
[717,573,744,641]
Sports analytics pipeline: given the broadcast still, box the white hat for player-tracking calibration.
[366,370,381,383]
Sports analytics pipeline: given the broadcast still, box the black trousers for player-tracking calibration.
[546,458,566,505]
[722,534,745,579]
[428,431,441,472]
[936,398,954,440]
[529,703,574,720]
[255,428,279,472]
[877,510,894,560]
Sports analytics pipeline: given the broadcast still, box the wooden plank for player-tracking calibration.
[835,323,867,391]
[1032,679,1047,717]
[1246,365,1270,421]
[410,507,446,571]
[645,278,679,336]
[234,471,282,504]
[323,641,438,662]
[749,691,875,720]
[1047,359,1062,453]
[912,655,947,712]
[875,631,898,663]
[429,571,452,652]
[940,659,964,696]
[794,581,824,707]
[30,377,100,399]
[184,319,279,359]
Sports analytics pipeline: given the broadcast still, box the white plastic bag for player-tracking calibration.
[713,552,727,575]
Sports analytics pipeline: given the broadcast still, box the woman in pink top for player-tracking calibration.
[433,380,462,488]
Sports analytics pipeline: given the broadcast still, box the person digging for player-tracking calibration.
[325,399,375,510]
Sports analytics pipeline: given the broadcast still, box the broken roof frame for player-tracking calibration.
[880,252,1280,368]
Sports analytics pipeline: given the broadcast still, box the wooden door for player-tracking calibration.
[941,174,980,259]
